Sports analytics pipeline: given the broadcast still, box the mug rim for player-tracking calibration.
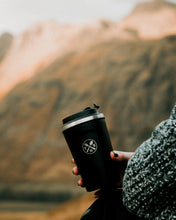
[62,113,104,132]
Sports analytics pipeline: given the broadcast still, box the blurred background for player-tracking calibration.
[0,0,176,219]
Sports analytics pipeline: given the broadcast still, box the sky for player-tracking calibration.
[0,0,175,35]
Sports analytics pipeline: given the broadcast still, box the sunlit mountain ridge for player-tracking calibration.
[0,0,176,98]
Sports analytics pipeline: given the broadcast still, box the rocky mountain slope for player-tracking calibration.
[0,0,176,190]
[0,33,13,63]
[1,0,176,98]
[119,0,176,38]
[0,20,133,98]
[0,35,176,184]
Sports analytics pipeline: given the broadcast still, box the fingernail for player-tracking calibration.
[114,152,118,157]
[72,167,76,174]
[77,179,82,186]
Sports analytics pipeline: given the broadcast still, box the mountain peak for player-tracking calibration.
[119,0,176,39]
[131,0,176,14]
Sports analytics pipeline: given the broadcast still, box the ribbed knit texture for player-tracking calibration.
[123,104,176,219]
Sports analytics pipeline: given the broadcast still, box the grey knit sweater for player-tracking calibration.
[123,104,176,220]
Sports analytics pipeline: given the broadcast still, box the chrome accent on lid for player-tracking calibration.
[62,113,104,132]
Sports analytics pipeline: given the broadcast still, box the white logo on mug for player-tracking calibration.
[82,139,98,154]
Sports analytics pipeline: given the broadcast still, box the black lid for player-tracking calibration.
[62,104,100,124]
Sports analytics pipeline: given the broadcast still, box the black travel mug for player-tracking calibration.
[62,105,120,192]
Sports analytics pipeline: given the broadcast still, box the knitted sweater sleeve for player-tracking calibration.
[122,104,176,219]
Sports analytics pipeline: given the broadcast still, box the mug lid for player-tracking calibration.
[62,106,97,124]
[62,104,104,131]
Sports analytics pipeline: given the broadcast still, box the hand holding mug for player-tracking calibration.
[72,150,133,189]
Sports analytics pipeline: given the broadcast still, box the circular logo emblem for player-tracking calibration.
[82,139,98,154]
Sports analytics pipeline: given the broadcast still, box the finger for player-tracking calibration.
[72,166,79,175]
[110,151,133,162]
[94,189,103,198]
[78,179,85,187]
[72,158,76,165]
[110,151,125,161]
[110,151,119,161]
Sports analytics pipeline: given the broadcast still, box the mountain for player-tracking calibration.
[1,0,176,99]
[0,33,13,63]
[0,0,176,204]
[0,34,176,184]
[119,0,176,38]
[0,20,133,98]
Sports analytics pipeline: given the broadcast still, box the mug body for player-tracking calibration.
[62,107,120,191]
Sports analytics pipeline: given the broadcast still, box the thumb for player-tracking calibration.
[110,151,133,162]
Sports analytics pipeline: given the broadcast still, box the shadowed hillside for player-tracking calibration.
[0,33,13,62]
[0,35,176,184]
